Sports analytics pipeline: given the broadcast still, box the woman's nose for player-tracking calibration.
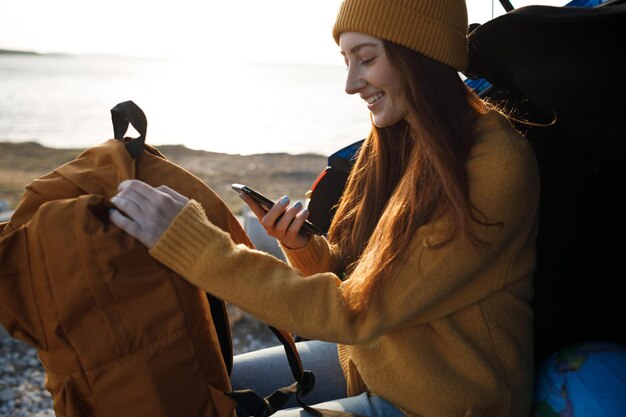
[345,66,366,95]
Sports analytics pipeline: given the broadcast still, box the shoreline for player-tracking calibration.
[0,141,328,215]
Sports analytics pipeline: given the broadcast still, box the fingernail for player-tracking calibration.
[110,196,119,204]
[301,208,309,216]
[293,201,302,210]
[278,196,289,206]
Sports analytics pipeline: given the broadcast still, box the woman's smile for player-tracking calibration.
[364,92,385,108]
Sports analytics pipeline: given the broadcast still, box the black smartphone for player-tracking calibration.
[231,183,325,236]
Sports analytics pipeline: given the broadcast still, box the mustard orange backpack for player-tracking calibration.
[0,101,350,417]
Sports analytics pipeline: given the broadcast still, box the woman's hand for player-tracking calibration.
[240,193,311,250]
[109,179,189,249]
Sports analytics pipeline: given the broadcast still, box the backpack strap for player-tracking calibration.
[227,326,365,417]
[110,100,147,159]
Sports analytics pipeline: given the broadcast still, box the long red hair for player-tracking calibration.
[328,41,493,311]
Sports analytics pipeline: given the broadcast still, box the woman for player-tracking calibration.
[110,0,540,416]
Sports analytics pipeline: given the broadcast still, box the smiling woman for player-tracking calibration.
[103,0,544,416]
[0,1,572,417]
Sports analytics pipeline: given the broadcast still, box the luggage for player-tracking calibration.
[465,0,626,366]
[0,101,319,417]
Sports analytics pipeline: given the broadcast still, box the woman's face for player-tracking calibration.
[339,32,407,128]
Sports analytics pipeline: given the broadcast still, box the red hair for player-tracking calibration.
[328,41,494,312]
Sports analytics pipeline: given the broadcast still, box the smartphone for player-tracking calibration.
[231,183,325,236]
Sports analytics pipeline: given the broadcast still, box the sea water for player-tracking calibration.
[0,53,370,156]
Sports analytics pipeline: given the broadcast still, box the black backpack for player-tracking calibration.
[306,0,626,369]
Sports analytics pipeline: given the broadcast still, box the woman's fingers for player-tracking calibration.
[239,193,269,222]
[110,180,151,220]
[109,180,188,249]
[156,185,190,204]
[117,179,157,199]
[273,200,304,235]
[281,204,311,249]
[109,208,147,245]
[286,207,310,237]
[240,192,310,249]
[261,196,290,235]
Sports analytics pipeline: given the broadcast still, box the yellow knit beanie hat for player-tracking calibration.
[332,0,469,71]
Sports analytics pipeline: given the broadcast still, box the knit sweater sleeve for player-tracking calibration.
[149,201,366,343]
[149,112,539,344]
[279,235,342,276]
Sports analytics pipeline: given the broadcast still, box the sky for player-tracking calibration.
[0,0,566,65]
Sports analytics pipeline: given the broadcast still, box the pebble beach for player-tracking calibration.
[0,334,53,417]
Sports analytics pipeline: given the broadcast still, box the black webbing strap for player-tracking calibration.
[227,326,365,417]
[267,327,312,386]
[499,0,514,12]
[110,100,147,159]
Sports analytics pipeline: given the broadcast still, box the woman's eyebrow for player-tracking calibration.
[340,42,379,56]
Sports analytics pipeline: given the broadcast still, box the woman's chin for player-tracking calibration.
[371,114,405,128]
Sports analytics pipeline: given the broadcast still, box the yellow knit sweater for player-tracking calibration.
[149,111,540,417]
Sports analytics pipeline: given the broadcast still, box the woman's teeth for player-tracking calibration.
[366,93,384,104]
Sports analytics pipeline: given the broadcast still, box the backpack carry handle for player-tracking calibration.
[110,100,147,159]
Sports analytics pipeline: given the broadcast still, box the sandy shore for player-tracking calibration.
[0,140,328,214]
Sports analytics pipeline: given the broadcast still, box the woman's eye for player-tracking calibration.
[361,57,376,65]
